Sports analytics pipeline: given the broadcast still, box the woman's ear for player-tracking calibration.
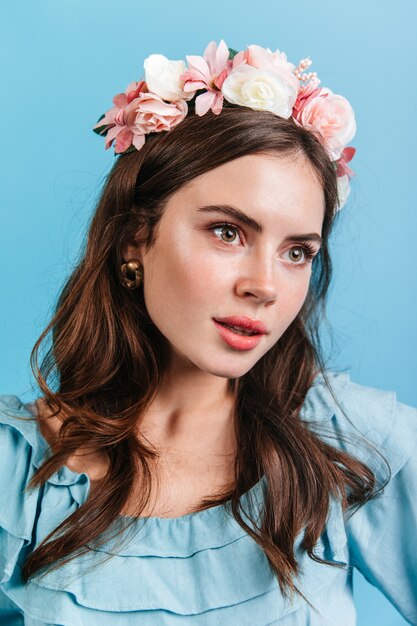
[122,243,143,264]
[121,222,149,264]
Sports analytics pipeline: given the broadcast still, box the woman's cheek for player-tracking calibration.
[282,269,311,307]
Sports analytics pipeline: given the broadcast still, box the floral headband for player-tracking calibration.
[94,40,356,210]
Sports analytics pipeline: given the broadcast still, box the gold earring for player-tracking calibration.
[121,260,143,289]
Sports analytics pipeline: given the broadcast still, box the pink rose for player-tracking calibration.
[132,93,188,135]
[245,44,295,75]
[95,83,188,154]
[293,87,356,161]
[292,83,321,119]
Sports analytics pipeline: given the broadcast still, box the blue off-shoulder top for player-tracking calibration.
[0,371,416,626]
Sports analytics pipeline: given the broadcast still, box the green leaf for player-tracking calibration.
[228,48,239,60]
[93,124,109,137]
[93,114,108,136]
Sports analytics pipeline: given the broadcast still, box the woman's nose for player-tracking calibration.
[235,258,277,305]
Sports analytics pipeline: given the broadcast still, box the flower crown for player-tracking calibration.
[94,40,356,210]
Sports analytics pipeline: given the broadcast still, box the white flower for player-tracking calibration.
[143,54,187,102]
[336,174,351,211]
[221,65,298,119]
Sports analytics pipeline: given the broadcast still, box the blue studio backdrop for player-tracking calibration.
[1,1,416,625]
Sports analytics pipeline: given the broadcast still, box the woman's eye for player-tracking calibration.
[287,247,306,263]
[284,245,316,266]
[207,225,317,264]
[209,223,242,245]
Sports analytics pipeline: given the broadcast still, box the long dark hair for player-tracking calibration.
[24,107,382,598]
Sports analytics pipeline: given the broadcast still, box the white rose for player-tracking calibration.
[336,174,351,212]
[221,65,298,119]
[143,54,187,102]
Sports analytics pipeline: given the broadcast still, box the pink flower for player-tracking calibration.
[245,44,295,75]
[335,146,356,178]
[132,93,188,134]
[180,39,246,116]
[293,87,356,161]
[94,81,188,154]
[94,80,148,153]
[292,83,322,119]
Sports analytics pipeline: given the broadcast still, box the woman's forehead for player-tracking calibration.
[171,153,326,230]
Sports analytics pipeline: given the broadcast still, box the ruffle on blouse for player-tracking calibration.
[0,372,415,626]
[301,371,417,477]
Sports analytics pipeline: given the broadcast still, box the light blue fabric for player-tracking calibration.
[0,371,416,625]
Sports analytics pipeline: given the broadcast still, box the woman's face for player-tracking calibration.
[125,153,326,380]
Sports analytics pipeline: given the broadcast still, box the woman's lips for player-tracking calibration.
[213,316,268,334]
[212,319,265,351]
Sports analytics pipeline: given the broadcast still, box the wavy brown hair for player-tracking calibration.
[23,107,384,598]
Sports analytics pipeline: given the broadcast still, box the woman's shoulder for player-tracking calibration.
[0,393,90,549]
[301,370,417,476]
[0,391,93,482]
[0,393,93,619]
[0,394,52,521]
[0,394,49,468]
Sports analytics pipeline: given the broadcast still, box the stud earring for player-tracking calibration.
[121,260,143,289]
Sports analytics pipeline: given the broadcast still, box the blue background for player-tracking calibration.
[1,1,416,624]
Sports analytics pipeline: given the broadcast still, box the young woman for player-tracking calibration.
[0,40,416,626]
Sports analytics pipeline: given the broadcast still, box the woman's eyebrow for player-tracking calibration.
[197,204,263,233]
[196,204,323,246]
